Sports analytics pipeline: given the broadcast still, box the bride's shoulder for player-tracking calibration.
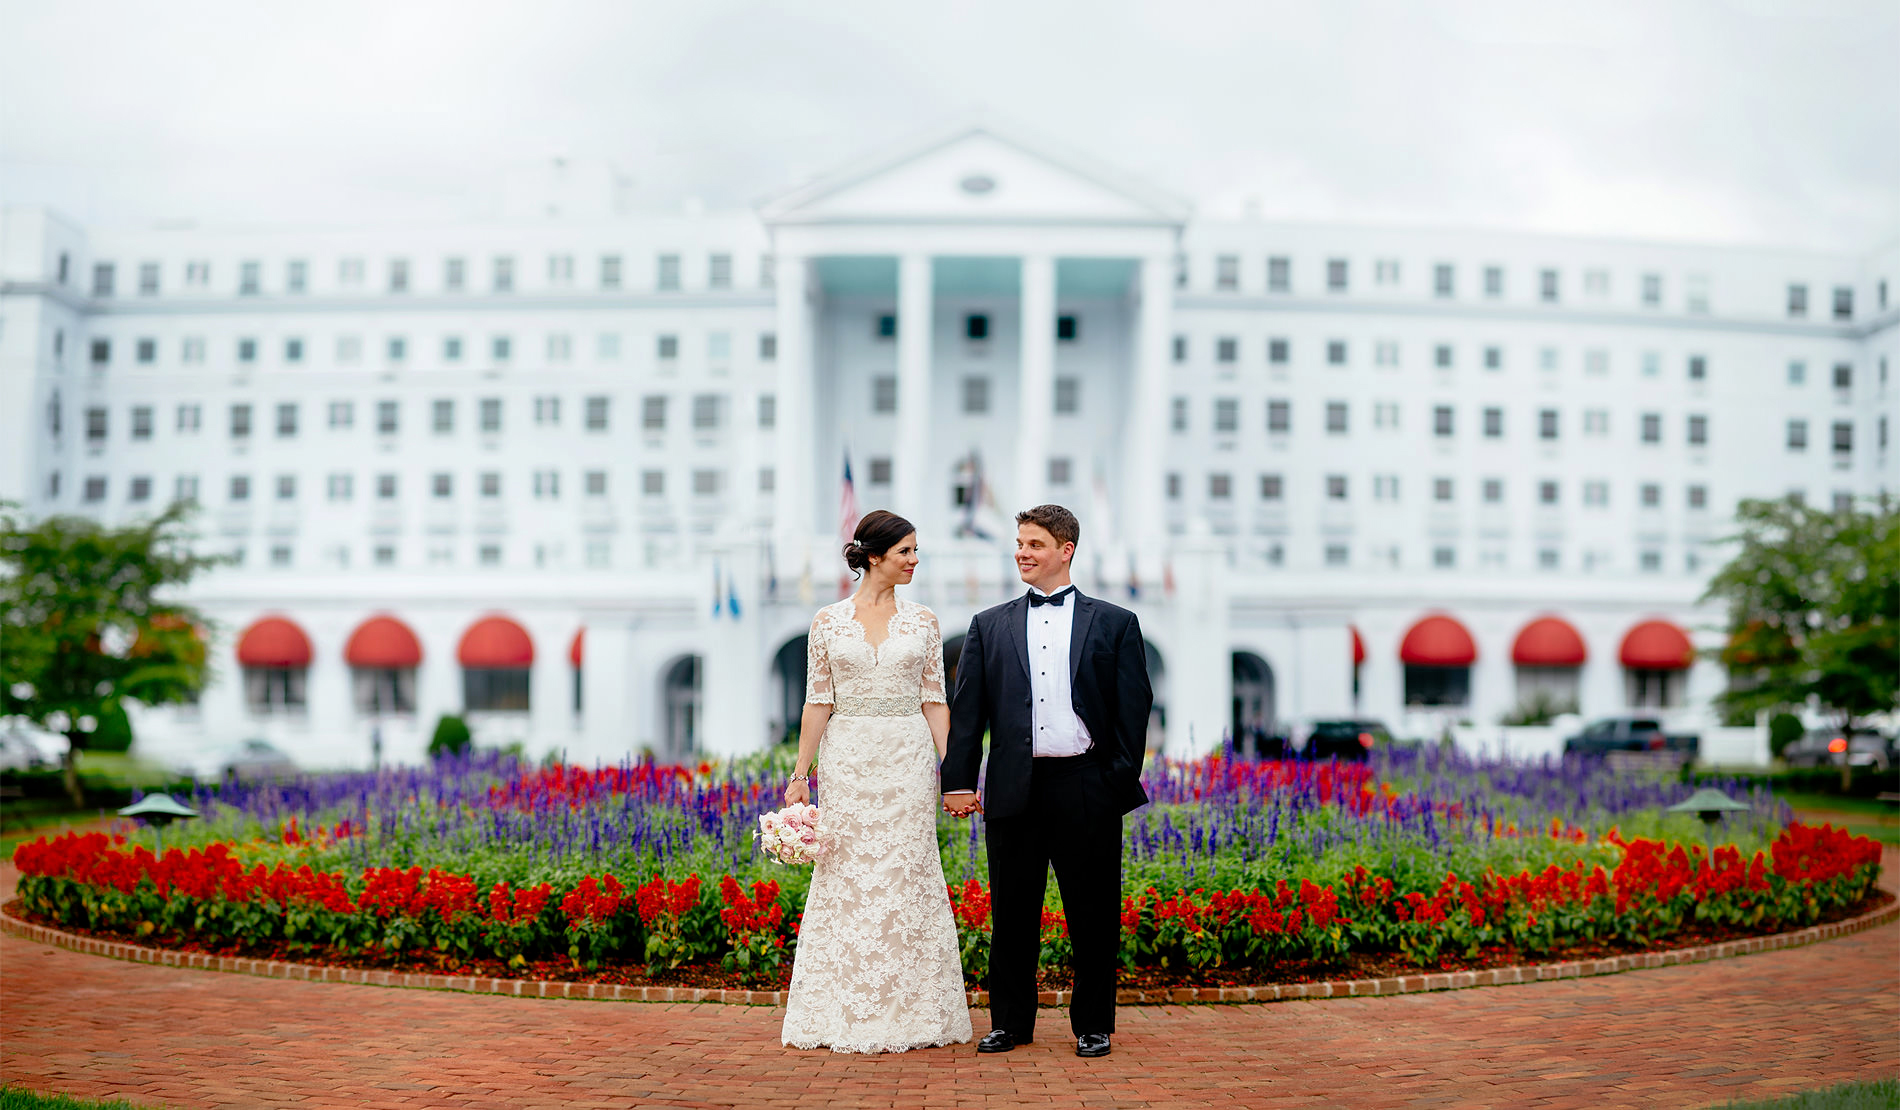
[900,597,940,625]
[810,598,852,625]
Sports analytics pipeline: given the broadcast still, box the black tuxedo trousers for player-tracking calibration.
[985,753,1123,1038]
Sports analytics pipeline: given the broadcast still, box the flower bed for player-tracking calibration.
[9,748,1883,988]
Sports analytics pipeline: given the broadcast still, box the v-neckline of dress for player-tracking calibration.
[848,597,900,661]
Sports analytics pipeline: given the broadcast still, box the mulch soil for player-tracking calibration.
[9,888,1891,997]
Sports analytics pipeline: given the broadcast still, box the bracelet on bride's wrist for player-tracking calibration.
[788,775,809,783]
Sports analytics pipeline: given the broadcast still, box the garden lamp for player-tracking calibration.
[1665,788,1751,850]
[118,793,199,853]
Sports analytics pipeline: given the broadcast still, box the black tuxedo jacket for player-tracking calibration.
[942,590,1153,820]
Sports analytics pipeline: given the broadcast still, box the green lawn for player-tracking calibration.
[0,1089,162,1110]
[1713,1077,1900,1110]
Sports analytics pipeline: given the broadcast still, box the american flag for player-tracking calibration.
[838,452,859,596]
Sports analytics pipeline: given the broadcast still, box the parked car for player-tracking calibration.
[1782,728,1892,772]
[175,739,299,783]
[0,724,58,772]
[1563,717,1700,758]
[1295,719,1393,761]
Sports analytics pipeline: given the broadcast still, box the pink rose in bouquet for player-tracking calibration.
[756,802,829,865]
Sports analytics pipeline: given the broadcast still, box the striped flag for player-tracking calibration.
[838,452,860,597]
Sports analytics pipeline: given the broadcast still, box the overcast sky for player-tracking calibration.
[1,0,1894,250]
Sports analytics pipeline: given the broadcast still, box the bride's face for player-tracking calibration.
[870,532,920,587]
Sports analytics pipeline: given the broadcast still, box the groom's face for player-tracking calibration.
[1015,522,1074,590]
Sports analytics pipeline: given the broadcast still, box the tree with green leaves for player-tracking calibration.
[1,501,226,806]
[1704,494,1899,785]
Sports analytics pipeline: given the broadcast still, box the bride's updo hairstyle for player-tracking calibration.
[844,509,916,578]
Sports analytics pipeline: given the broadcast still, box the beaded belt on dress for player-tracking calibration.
[832,695,923,718]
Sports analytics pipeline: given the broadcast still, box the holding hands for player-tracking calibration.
[941,791,981,819]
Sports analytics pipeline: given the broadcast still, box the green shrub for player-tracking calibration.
[428,715,472,759]
[1768,712,1805,758]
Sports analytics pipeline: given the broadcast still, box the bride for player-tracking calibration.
[780,509,973,1053]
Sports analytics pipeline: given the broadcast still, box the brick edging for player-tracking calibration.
[4,898,1895,1008]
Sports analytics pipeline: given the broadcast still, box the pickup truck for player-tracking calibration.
[1562,717,1700,759]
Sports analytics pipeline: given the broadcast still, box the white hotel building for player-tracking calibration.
[2,122,1894,769]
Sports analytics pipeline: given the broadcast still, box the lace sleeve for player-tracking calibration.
[805,612,834,705]
[919,606,947,705]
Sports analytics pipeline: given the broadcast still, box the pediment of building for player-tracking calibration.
[759,120,1190,228]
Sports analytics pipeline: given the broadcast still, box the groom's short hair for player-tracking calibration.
[1016,504,1079,551]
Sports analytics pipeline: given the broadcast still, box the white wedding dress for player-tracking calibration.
[780,596,973,1053]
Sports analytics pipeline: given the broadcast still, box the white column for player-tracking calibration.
[701,539,767,755]
[1127,255,1172,571]
[894,254,933,525]
[774,255,815,550]
[1295,616,1353,722]
[1167,520,1228,758]
[1016,254,1056,509]
[578,614,638,765]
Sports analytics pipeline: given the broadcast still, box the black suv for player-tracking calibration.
[1301,720,1392,761]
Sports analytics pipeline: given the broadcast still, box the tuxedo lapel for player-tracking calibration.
[1068,592,1096,681]
[1004,595,1032,687]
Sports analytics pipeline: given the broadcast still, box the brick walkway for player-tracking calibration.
[3,859,1896,1109]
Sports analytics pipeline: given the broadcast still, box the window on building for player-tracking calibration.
[443,257,465,291]
[1373,474,1399,501]
[962,377,990,414]
[492,256,514,292]
[131,406,153,440]
[1582,480,1608,507]
[1833,363,1853,390]
[643,395,666,430]
[1685,273,1710,313]
[1539,409,1559,440]
[339,258,366,286]
[1216,255,1239,291]
[138,262,160,296]
[600,255,622,290]
[91,262,116,297]
[1583,268,1609,297]
[85,407,107,443]
[1260,474,1283,501]
[176,403,201,433]
[1832,421,1853,455]
[1054,377,1080,414]
[758,395,776,429]
[230,475,251,502]
[377,400,398,436]
[1214,398,1240,434]
[1433,405,1454,437]
[1327,340,1347,366]
[1206,471,1231,499]
[1539,480,1559,505]
[1326,258,1348,292]
[430,399,453,434]
[1325,401,1348,434]
[1172,335,1188,363]
[692,469,720,497]
[709,253,733,290]
[657,254,681,291]
[1267,256,1290,293]
[1171,397,1188,432]
[1373,258,1399,285]
[90,337,112,366]
[759,254,775,289]
[872,375,897,414]
[1641,413,1662,444]
[1688,354,1707,381]
[692,394,720,430]
[1268,337,1289,365]
[1166,473,1181,499]
[323,400,350,429]
[230,403,253,439]
[585,396,608,431]
[1267,399,1291,434]
[1433,477,1454,502]
[184,260,209,286]
[1433,263,1454,298]
[1372,400,1398,429]
[236,260,263,296]
[276,403,297,438]
[759,332,777,360]
[1539,268,1559,303]
[1325,544,1349,567]
[1326,475,1348,500]
[327,473,353,501]
[179,337,204,364]
[1483,478,1503,503]
[386,336,406,362]
[964,314,990,341]
[174,474,197,503]
[1642,273,1662,307]
[376,473,397,499]
[128,476,151,502]
[1432,546,1455,569]
[275,474,296,501]
[1478,407,1502,438]
[373,545,396,566]
[545,333,571,362]
[547,253,574,285]
[642,470,664,496]
[1787,283,1809,317]
[1044,457,1071,486]
[479,472,500,498]
[491,335,512,361]
[237,337,260,364]
[584,470,607,497]
[534,395,561,426]
[1833,286,1854,321]
[533,470,560,499]
[1687,414,1708,447]
[82,476,106,502]
[1216,337,1238,363]
[1483,265,1503,298]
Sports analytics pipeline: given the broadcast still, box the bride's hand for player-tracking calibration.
[784,778,811,807]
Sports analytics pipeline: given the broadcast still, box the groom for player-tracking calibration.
[942,504,1152,1059]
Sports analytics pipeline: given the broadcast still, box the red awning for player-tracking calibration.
[569,628,584,668]
[1620,619,1695,670]
[458,615,534,668]
[1512,616,1587,667]
[346,615,423,668]
[1351,626,1366,666]
[1399,614,1477,667]
[236,616,313,668]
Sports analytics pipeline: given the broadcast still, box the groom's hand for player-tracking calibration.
[941,791,980,818]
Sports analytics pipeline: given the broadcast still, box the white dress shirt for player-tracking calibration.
[1027,584,1093,757]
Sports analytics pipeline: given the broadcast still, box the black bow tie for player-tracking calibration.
[1028,587,1076,608]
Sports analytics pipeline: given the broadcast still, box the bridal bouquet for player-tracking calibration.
[756,803,828,866]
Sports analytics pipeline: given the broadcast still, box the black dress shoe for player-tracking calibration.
[1075,1033,1111,1058]
[977,1030,1028,1053]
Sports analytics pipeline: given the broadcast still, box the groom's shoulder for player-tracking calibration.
[973,597,1019,625]
[1086,594,1139,625]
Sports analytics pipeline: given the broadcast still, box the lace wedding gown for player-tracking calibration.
[780,596,973,1053]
